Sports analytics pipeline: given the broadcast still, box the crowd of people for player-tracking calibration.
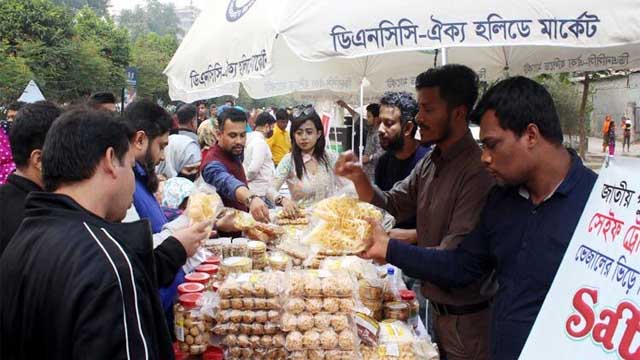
[0,64,600,360]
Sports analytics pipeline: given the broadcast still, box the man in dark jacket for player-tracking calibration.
[0,109,176,359]
[358,77,598,359]
[0,101,62,256]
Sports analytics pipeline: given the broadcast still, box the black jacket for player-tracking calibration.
[0,173,42,256]
[0,173,186,287]
[0,192,175,360]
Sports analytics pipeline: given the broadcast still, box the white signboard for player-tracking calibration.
[521,157,640,359]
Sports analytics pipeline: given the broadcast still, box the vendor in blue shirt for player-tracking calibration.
[351,77,597,359]
[123,100,211,335]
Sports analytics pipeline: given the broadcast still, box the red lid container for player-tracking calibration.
[179,292,203,308]
[399,290,416,301]
[184,272,210,285]
[177,282,205,295]
[173,342,188,360]
[202,255,221,265]
[203,346,224,360]
[196,264,219,275]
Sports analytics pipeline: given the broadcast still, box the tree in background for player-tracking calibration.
[118,0,182,41]
[0,0,74,47]
[0,1,129,105]
[537,73,593,149]
[131,32,178,103]
[0,47,34,103]
[53,0,110,16]
[75,7,130,93]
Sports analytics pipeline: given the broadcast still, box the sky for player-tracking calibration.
[109,0,209,15]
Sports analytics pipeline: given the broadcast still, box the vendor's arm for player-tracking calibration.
[203,160,269,222]
[335,151,418,223]
[202,161,245,201]
[362,216,493,289]
[334,151,375,201]
[388,228,417,245]
[336,100,358,118]
[235,186,270,223]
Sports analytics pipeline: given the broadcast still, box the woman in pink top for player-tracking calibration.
[0,121,15,184]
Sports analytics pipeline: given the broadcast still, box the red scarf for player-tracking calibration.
[201,144,249,212]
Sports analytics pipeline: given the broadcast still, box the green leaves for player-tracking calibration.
[131,33,178,102]
[0,2,129,105]
[53,0,110,17]
[118,0,183,41]
[0,0,187,105]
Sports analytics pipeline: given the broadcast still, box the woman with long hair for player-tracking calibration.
[267,107,350,214]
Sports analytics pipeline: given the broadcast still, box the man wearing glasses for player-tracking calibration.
[336,65,495,360]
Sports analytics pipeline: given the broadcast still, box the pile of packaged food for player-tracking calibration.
[359,320,439,360]
[213,272,287,360]
[174,195,439,359]
[282,270,359,360]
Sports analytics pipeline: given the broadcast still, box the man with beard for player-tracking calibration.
[374,92,430,192]
[359,76,597,360]
[123,100,210,323]
[202,107,270,223]
[336,65,495,360]
[243,112,276,206]
[0,109,175,359]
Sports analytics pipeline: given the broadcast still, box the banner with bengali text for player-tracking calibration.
[521,156,640,359]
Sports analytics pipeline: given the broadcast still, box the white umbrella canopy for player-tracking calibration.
[165,0,640,156]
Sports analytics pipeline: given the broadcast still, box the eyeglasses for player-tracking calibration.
[291,105,315,119]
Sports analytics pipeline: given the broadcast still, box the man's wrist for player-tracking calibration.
[245,194,259,207]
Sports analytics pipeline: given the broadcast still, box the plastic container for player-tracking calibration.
[383,267,400,302]
[399,290,419,319]
[267,252,290,271]
[202,255,221,266]
[383,301,410,322]
[196,264,219,290]
[184,272,211,287]
[202,346,224,360]
[177,282,205,296]
[219,238,233,258]
[174,293,209,356]
[220,257,253,277]
[248,241,267,270]
[204,239,223,258]
[230,238,249,257]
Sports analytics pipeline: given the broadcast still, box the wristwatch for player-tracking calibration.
[245,194,260,208]
[275,195,284,207]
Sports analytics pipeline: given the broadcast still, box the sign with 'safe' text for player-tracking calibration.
[521,157,640,359]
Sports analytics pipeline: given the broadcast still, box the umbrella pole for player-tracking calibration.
[359,78,365,161]
[578,72,590,159]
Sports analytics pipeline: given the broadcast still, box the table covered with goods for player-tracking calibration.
[176,192,440,360]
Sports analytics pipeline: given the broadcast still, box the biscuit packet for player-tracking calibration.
[185,182,223,225]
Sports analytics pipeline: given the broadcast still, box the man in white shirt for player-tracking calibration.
[243,112,276,207]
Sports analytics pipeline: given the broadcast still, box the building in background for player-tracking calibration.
[175,3,199,40]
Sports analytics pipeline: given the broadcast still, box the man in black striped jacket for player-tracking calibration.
[0,108,179,359]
